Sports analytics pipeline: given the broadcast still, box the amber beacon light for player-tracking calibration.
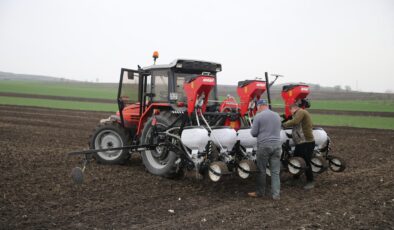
[152,51,159,64]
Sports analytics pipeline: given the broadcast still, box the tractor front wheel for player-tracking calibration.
[89,122,131,164]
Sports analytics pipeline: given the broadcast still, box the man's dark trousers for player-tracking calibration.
[294,141,315,182]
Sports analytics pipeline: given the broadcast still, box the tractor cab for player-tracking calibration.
[115,59,222,136]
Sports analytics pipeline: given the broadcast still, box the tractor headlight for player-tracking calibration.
[216,66,222,72]
[176,63,183,68]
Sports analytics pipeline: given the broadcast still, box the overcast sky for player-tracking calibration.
[0,0,393,92]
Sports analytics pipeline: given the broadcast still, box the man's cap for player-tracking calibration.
[257,99,268,106]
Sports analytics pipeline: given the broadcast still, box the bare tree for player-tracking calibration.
[334,85,342,91]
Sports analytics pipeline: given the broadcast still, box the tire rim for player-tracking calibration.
[94,130,124,161]
[311,157,325,173]
[329,157,342,172]
[237,160,253,179]
[208,162,227,182]
[288,158,302,175]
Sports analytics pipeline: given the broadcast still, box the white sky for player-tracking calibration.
[0,0,393,93]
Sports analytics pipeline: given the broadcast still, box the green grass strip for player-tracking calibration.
[0,81,118,99]
[2,81,393,112]
[308,100,394,113]
[0,96,117,112]
[1,96,393,130]
[270,99,394,113]
[313,114,394,130]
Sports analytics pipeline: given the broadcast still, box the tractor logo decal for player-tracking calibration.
[256,83,265,87]
[244,87,248,93]
[301,87,309,92]
[288,90,293,96]
[191,82,194,89]
[202,78,215,83]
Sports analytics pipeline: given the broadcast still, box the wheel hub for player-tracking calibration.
[95,130,124,160]
[151,144,169,160]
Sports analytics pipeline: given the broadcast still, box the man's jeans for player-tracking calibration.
[256,144,282,197]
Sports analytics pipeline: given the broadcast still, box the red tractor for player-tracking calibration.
[87,57,246,180]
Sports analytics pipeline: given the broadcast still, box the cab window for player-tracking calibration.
[151,70,169,101]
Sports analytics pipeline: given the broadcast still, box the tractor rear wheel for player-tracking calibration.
[140,112,180,178]
[89,122,131,164]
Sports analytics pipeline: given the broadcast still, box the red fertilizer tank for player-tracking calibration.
[183,75,216,115]
[236,80,267,116]
[281,84,310,119]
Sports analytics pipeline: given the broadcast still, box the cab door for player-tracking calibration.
[117,68,142,128]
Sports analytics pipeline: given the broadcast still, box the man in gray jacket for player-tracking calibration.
[248,99,282,200]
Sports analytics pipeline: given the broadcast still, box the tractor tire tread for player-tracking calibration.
[140,111,181,179]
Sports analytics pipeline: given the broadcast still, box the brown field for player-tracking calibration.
[0,105,393,229]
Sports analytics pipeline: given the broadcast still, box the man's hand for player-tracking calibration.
[280,114,291,123]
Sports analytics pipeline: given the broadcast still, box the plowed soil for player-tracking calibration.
[0,105,393,229]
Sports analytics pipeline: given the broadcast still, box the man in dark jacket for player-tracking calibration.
[248,99,282,199]
[283,103,315,190]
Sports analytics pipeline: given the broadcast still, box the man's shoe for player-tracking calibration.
[303,182,315,190]
[247,192,260,198]
[272,195,280,200]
